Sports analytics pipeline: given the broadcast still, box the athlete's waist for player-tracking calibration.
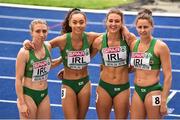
[63,75,89,81]
[134,78,160,87]
[100,76,129,85]
[23,77,48,90]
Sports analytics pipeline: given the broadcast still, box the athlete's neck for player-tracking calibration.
[107,32,120,41]
[140,35,153,44]
[71,32,83,42]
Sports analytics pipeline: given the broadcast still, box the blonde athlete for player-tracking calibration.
[23,8,130,119]
[16,19,61,119]
[91,8,136,119]
[130,9,172,119]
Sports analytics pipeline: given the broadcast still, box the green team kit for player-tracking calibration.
[24,44,51,106]
[131,38,162,103]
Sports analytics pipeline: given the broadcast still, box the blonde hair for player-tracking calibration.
[29,19,48,31]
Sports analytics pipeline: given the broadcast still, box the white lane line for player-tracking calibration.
[0,99,178,116]
[1,3,180,17]
[0,99,95,110]
[1,14,180,28]
[167,91,177,103]
[1,76,180,93]
[1,56,180,72]
[0,27,59,34]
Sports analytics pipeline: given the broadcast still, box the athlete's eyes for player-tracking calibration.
[138,26,149,29]
[35,29,47,33]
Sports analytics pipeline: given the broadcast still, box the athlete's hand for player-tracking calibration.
[121,25,131,40]
[100,64,104,71]
[23,39,35,50]
[160,102,168,116]
[57,69,64,80]
[17,99,30,118]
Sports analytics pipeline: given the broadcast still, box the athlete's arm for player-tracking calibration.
[15,48,29,117]
[90,35,102,58]
[158,41,172,116]
[51,56,63,69]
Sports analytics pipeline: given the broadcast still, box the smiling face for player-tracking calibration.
[69,13,87,35]
[106,13,122,34]
[136,19,153,38]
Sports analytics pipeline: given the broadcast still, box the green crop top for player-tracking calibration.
[24,44,51,81]
[100,33,130,67]
[131,38,161,70]
[61,32,90,70]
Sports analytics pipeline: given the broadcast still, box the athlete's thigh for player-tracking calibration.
[20,95,37,119]
[77,81,91,118]
[61,84,78,118]
[113,88,130,119]
[145,90,161,119]
[130,91,146,119]
[37,95,51,119]
[96,86,112,118]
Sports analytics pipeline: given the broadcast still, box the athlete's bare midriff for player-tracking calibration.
[63,66,88,80]
[23,77,48,90]
[101,66,129,84]
[134,69,160,86]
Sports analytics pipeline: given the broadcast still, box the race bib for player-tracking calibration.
[61,88,66,99]
[67,48,90,69]
[32,58,51,82]
[102,46,127,67]
[152,95,161,106]
[131,52,152,70]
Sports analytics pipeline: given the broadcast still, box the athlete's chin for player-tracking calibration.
[75,31,84,35]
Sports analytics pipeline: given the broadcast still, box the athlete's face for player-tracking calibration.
[106,13,122,33]
[31,23,48,44]
[69,13,87,35]
[136,19,153,38]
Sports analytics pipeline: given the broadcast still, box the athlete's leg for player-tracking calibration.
[96,86,112,119]
[77,81,91,119]
[130,91,146,119]
[18,95,37,119]
[145,91,162,119]
[113,88,130,119]
[37,95,51,119]
[61,85,78,119]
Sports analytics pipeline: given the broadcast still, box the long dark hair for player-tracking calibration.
[61,8,86,35]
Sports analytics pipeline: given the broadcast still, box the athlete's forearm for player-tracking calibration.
[15,78,25,104]
[161,73,172,104]
[51,56,63,69]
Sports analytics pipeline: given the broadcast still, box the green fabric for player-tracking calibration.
[135,82,163,102]
[100,33,130,66]
[62,76,89,94]
[133,38,161,70]
[23,86,48,107]
[99,79,130,98]
[61,32,89,68]
[24,44,51,78]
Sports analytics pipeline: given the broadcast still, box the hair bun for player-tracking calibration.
[138,8,152,16]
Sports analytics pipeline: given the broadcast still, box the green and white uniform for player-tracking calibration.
[61,32,90,94]
[130,38,161,70]
[101,33,130,67]
[61,32,90,70]
[24,44,51,106]
[99,33,130,98]
[131,38,162,102]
